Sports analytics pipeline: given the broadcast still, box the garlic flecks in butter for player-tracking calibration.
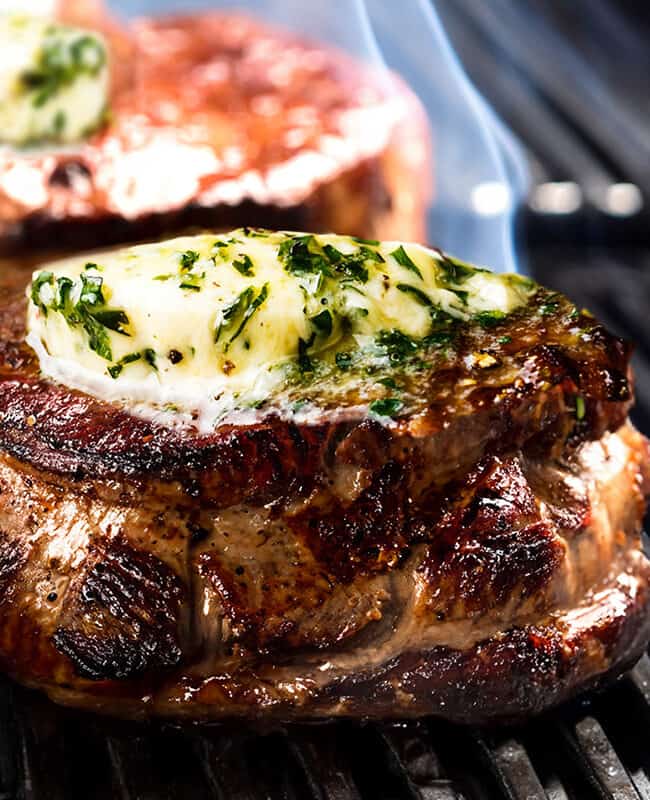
[26,229,536,430]
[0,14,108,146]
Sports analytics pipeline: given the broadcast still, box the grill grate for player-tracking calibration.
[5,658,650,799]
[437,0,650,244]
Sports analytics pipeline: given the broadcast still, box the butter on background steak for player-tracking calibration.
[0,14,109,145]
[0,11,429,257]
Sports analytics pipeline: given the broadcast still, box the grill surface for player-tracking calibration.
[5,654,650,799]
[3,2,650,798]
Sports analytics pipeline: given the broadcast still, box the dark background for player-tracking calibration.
[438,0,650,435]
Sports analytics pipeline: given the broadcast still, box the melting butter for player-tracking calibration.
[27,229,535,430]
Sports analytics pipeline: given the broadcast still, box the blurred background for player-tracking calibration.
[437,0,650,437]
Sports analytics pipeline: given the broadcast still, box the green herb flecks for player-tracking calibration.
[376,329,420,363]
[212,240,231,260]
[297,333,316,375]
[310,309,333,337]
[431,254,482,307]
[473,310,507,328]
[369,398,403,418]
[107,351,141,379]
[421,306,458,347]
[215,288,253,344]
[215,284,269,352]
[335,351,353,370]
[107,347,157,379]
[91,308,129,334]
[179,250,200,271]
[322,244,368,283]
[390,245,423,280]
[279,235,332,279]
[177,250,205,291]
[575,395,586,421]
[21,29,106,109]
[540,301,560,316]
[279,235,382,290]
[52,109,66,136]
[30,271,55,314]
[436,255,477,286]
[232,254,255,277]
[377,377,398,389]
[31,269,130,361]
[78,272,104,305]
[396,283,433,306]
[143,348,157,370]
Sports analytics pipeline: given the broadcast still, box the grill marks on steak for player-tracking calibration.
[416,456,568,620]
[0,423,644,694]
[53,538,185,680]
[0,278,648,718]
[195,521,391,653]
[309,571,650,722]
[289,461,411,583]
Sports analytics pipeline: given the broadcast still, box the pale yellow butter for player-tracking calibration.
[27,229,534,429]
[0,14,108,145]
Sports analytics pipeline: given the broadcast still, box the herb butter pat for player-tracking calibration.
[0,14,108,146]
[26,229,536,430]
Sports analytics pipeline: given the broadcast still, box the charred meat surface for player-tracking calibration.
[0,257,648,722]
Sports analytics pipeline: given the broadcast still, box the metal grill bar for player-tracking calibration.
[289,728,362,800]
[437,2,617,193]
[2,656,650,799]
[110,728,211,800]
[449,0,650,191]
[196,733,281,800]
[558,716,641,800]
[379,723,457,800]
[474,734,546,800]
[15,696,73,800]
[630,655,650,706]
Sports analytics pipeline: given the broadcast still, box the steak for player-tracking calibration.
[0,10,428,261]
[0,254,648,722]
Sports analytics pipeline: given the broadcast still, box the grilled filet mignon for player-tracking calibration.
[0,231,648,722]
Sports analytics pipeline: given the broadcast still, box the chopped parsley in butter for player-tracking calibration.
[26,229,537,430]
[0,14,108,146]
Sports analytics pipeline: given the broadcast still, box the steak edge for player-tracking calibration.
[0,271,648,721]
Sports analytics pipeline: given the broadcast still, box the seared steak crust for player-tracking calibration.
[0,286,633,496]
[0,274,648,721]
[52,538,185,681]
[0,414,646,721]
